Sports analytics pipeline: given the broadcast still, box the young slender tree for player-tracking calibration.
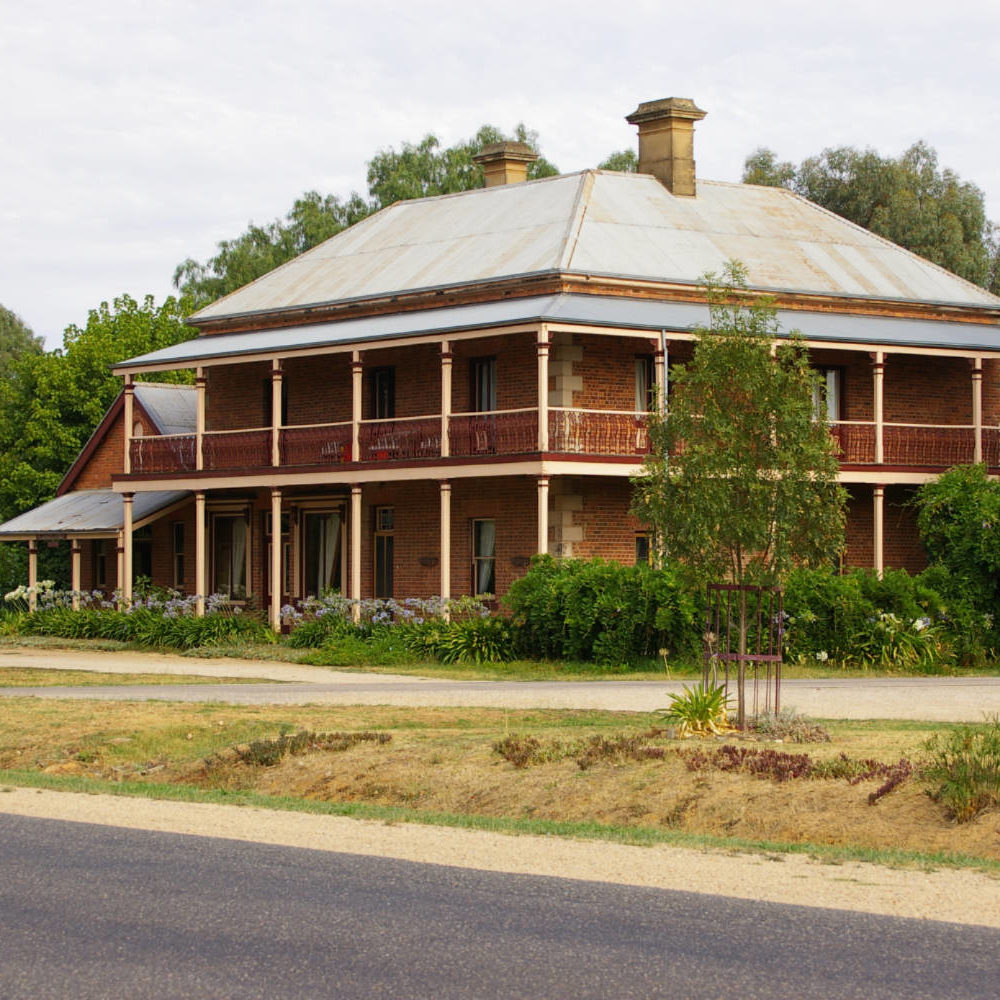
[632,262,846,721]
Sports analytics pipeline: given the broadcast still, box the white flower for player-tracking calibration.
[814,650,829,662]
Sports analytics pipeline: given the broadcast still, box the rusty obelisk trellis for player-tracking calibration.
[703,584,783,728]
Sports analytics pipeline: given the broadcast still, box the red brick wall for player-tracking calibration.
[360,343,440,419]
[844,486,926,573]
[74,412,125,489]
[284,354,352,425]
[450,334,536,413]
[206,361,269,430]
[884,355,972,425]
[566,478,645,562]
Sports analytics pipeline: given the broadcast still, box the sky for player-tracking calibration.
[2,0,999,348]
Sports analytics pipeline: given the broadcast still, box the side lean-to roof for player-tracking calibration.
[188,170,1000,324]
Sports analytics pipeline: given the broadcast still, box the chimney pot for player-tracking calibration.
[626,97,707,197]
[473,141,539,187]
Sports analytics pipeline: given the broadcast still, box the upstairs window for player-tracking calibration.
[470,357,497,413]
[635,356,656,412]
[370,368,395,419]
[812,368,843,422]
[262,377,289,427]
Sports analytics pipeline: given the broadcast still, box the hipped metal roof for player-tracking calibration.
[133,383,197,435]
[0,490,190,539]
[118,293,1000,372]
[189,170,1000,324]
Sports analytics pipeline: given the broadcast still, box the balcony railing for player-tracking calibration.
[126,413,998,478]
[449,409,537,457]
[829,422,876,464]
[549,408,650,456]
[130,434,196,474]
[280,422,352,465]
[358,416,441,462]
[202,429,271,470]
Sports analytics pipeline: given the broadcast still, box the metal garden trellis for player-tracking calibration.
[703,583,783,728]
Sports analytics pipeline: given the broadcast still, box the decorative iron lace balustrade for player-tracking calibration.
[358,417,440,462]
[280,422,353,465]
[829,422,876,463]
[130,434,196,474]
[448,409,537,457]
[202,429,271,470]
[883,425,975,466]
[548,409,650,456]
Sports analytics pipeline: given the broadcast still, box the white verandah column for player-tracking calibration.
[972,357,984,465]
[440,341,452,459]
[439,480,451,611]
[27,540,37,611]
[537,327,550,452]
[351,352,363,464]
[537,475,550,555]
[350,483,362,623]
[873,484,885,580]
[122,492,134,605]
[70,539,81,610]
[123,375,134,475]
[195,491,206,616]
[270,488,282,632]
[872,351,885,465]
[271,359,283,467]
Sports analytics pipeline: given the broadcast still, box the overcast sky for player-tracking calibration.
[3,0,998,348]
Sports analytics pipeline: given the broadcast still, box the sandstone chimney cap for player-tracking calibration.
[473,141,539,166]
[626,97,707,126]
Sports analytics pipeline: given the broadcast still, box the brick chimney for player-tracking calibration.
[626,97,707,197]
[473,141,539,187]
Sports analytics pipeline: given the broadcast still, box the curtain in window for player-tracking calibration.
[231,518,247,595]
[323,512,341,590]
[475,519,496,594]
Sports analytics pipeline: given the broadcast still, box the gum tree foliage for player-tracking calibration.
[0,305,43,377]
[173,124,558,309]
[0,294,195,526]
[597,149,638,173]
[632,263,846,719]
[914,464,1000,614]
[742,143,1000,293]
[632,262,846,588]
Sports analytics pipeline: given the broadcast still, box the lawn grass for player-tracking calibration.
[0,667,273,687]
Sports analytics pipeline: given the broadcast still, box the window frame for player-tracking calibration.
[471,518,496,596]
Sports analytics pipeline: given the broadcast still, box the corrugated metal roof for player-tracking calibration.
[190,171,1000,323]
[134,383,196,435]
[118,293,1000,372]
[0,490,190,537]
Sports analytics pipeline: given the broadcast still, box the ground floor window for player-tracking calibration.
[133,526,153,583]
[472,518,496,595]
[172,523,185,589]
[374,506,394,599]
[303,510,342,596]
[635,531,651,565]
[212,513,248,599]
[93,539,108,588]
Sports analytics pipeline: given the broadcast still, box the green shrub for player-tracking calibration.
[658,683,732,736]
[504,556,699,665]
[923,718,1000,822]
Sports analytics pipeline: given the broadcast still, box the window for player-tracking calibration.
[470,357,497,413]
[472,518,496,596]
[635,356,656,412]
[303,511,342,596]
[812,368,843,422]
[133,526,153,582]
[374,506,394,599]
[262,377,289,427]
[635,532,651,566]
[212,513,248,599]
[93,540,108,589]
[370,368,395,419]
[172,522,185,589]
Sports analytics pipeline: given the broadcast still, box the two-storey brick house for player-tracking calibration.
[5,97,1000,629]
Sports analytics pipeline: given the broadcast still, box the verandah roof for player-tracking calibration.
[116,293,1000,373]
[0,490,190,539]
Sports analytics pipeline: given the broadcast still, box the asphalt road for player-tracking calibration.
[3,674,1000,720]
[1,814,997,1000]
